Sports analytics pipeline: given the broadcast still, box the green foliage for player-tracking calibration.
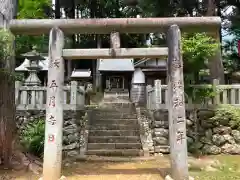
[0,29,15,62]
[222,12,240,74]
[0,29,16,78]
[0,30,30,80]
[182,33,219,73]
[15,35,49,55]
[182,33,219,104]
[15,0,51,55]
[210,105,240,129]
[184,85,217,104]
[20,119,45,158]
[18,0,51,19]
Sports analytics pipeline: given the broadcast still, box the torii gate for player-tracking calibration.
[9,17,221,180]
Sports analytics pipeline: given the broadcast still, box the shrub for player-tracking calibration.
[210,105,240,129]
[20,119,45,158]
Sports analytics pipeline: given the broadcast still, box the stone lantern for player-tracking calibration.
[21,47,44,86]
[130,68,146,107]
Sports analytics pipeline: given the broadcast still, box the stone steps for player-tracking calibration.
[85,156,155,162]
[88,143,142,149]
[90,119,138,125]
[92,114,137,119]
[93,107,134,112]
[88,136,140,143]
[98,102,134,109]
[89,130,140,136]
[90,124,139,130]
[87,102,142,157]
[86,149,143,157]
[93,108,136,113]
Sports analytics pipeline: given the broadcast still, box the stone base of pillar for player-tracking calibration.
[165,175,195,180]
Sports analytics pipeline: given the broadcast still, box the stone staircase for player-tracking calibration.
[87,102,143,157]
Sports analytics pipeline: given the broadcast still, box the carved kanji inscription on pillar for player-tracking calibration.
[175,116,184,124]
[176,130,185,144]
[48,96,56,107]
[49,58,61,68]
[173,95,184,108]
[47,115,56,125]
[49,80,58,89]
[173,80,183,91]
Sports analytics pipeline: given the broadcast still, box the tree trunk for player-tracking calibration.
[206,0,216,16]
[55,0,61,19]
[0,69,15,165]
[205,0,225,83]
[0,62,16,168]
[0,1,42,173]
[0,0,16,168]
[67,0,75,81]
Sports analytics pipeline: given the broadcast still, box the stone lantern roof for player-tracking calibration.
[15,57,49,71]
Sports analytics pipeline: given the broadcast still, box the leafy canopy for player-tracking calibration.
[16,0,51,55]
[18,0,51,19]
[182,33,219,103]
[182,33,219,73]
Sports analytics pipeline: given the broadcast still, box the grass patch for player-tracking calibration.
[190,155,240,180]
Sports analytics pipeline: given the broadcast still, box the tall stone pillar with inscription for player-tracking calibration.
[42,27,65,180]
[166,25,189,180]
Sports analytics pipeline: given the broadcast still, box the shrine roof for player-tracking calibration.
[98,58,134,71]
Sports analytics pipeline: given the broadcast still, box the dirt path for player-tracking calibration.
[0,156,169,180]
[2,155,240,180]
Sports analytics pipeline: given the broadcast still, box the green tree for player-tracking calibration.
[15,0,51,56]
[221,5,240,80]
[0,0,52,169]
[18,0,51,19]
[181,33,219,147]
[182,33,219,96]
[182,33,219,83]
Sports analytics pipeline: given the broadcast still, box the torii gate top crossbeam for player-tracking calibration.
[9,17,221,35]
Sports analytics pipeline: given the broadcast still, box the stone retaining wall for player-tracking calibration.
[149,109,240,155]
[17,108,240,157]
[135,107,154,156]
[16,110,86,158]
